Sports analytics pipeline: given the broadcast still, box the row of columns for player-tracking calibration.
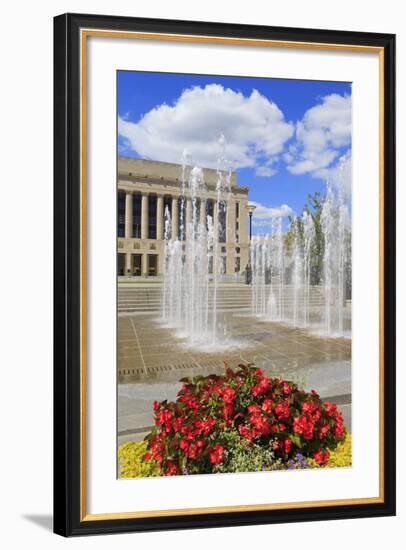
[123,192,238,242]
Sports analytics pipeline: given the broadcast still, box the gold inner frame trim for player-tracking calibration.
[79,27,385,522]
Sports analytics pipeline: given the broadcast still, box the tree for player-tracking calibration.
[303,191,325,285]
[285,191,325,285]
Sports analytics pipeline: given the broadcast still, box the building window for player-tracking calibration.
[148,195,157,239]
[205,200,214,230]
[235,257,241,273]
[235,221,239,231]
[163,196,172,238]
[117,191,125,237]
[220,256,227,274]
[235,247,240,254]
[132,194,141,238]
[221,246,227,254]
[236,202,240,218]
[208,255,213,274]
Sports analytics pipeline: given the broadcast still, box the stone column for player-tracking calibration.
[239,196,249,271]
[213,200,219,242]
[125,253,132,276]
[141,254,147,278]
[156,194,164,240]
[171,196,178,240]
[200,199,206,227]
[141,193,148,240]
[226,197,235,244]
[226,197,236,275]
[124,192,133,238]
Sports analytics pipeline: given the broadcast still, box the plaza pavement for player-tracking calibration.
[117,281,352,445]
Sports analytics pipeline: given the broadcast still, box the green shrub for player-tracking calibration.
[118,440,160,478]
[211,429,281,473]
[146,364,346,476]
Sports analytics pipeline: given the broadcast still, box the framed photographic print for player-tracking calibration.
[53,13,396,536]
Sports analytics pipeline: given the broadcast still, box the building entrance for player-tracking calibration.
[147,254,158,276]
[132,254,142,276]
[117,253,125,276]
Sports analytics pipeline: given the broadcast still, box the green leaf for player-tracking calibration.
[290,434,302,448]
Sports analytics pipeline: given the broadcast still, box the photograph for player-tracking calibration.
[116,71,352,478]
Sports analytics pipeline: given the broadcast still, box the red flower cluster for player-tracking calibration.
[144,364,346,476]
[209,444,224,465]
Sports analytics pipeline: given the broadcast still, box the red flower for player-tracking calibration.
[313,448,330,466]
[181,425,196,440]
[222,386,235,404]
[238,424,253,440]
[150,436,165,462]
[262,398,273,413]
[318,423,330,439]
[249,413,272,436]
[333,422,345,438]
[274,400,290,420]
[178,395,199,412]
[302,401,316,415]
[153,400,160,412]
[283,437,293,454]
[209,444,224,465]
[282,382,291,395]
[311,410,321,422]
[293,415,314,441]
[165,461,178,476]
[251,377,270,397]
[179,439,189,453]
[194,416,215,436]
[155,409,173,432]
[324,401,337,417]
[187,443,200,459]
[173,416,183,432]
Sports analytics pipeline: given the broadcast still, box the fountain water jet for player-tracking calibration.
[160,138,232,348]
[250,159,350,337]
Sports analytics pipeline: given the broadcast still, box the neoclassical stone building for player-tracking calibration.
[117,157,250,277]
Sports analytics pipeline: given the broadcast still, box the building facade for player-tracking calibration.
[117,157,249,277]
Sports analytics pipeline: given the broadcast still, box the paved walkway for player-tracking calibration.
[118,305,352,445]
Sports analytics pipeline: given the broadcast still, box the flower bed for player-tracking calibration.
[119,364,350,478]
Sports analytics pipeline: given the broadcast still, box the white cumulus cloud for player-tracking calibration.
[251,201,293,227]
[286,93,351,176]
[118,84,294,174]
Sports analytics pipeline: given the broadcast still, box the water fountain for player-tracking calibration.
[250,158,351,337]
[320,161,351,336]
[160,137,231,347]
[161,137,351,342]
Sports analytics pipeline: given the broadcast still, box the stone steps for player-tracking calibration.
[117,285,330,312]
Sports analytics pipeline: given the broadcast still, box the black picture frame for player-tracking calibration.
[54,12,396,537]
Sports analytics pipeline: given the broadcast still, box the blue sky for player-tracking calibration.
[117,71,351,234]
